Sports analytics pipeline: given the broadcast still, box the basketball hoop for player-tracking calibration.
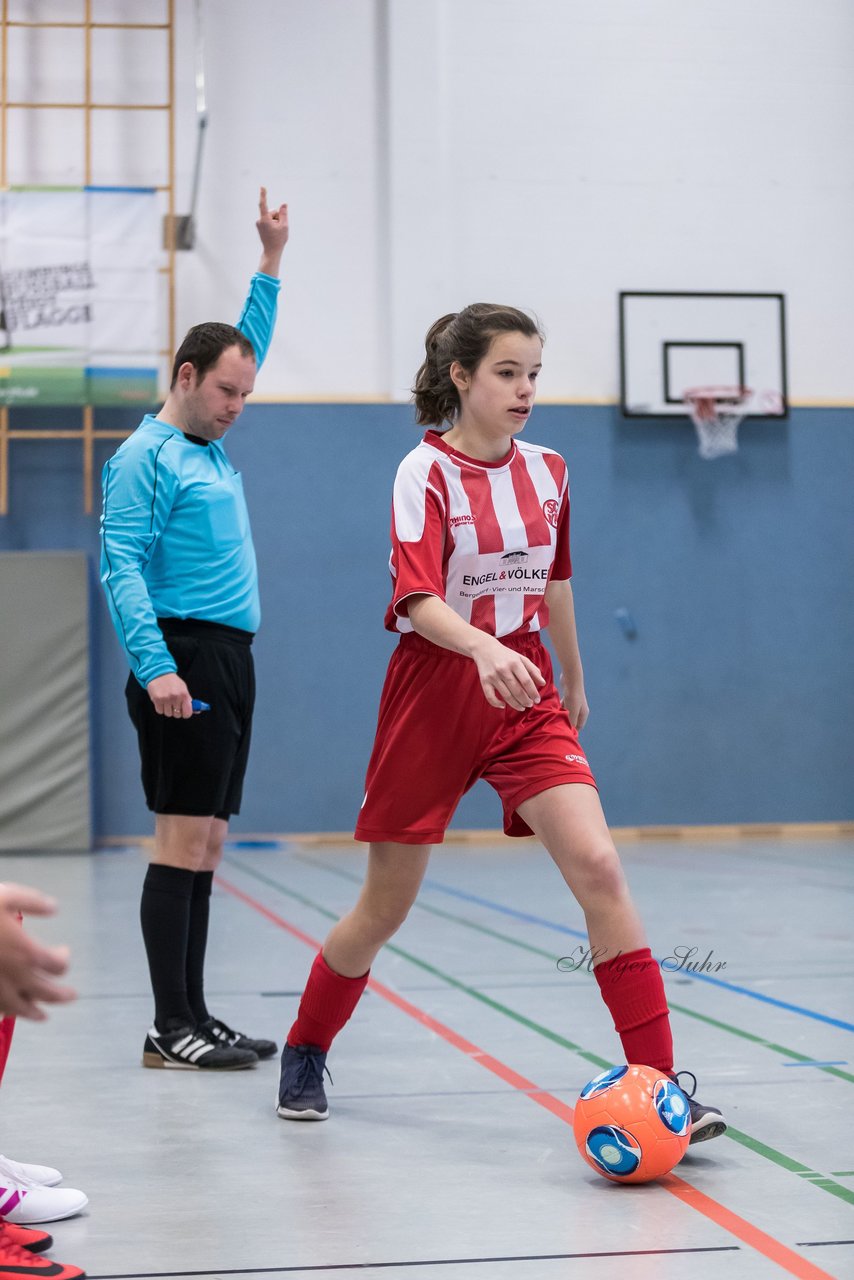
[683,386,752,460]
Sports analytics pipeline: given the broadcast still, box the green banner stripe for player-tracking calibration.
[226,856,854,1208]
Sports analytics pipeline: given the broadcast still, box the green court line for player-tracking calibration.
[295,852,854,1086]
[226,856,854,1209]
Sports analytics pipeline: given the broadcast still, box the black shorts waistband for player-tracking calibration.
[157,617,254,647]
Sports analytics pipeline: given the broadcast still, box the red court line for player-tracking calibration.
[216,873,837,1280]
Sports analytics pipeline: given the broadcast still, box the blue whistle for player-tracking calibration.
[192,699,211,713]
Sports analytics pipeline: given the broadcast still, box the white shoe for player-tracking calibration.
[0,1173,87,1224]
[0,1155,62,1187]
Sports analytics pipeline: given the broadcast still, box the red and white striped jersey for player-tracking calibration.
[386,430,572,637]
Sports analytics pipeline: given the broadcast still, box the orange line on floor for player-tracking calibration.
[215,872,836,1280]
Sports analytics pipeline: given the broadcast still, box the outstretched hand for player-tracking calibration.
[257,186,289,276]
[0,883,76,1020]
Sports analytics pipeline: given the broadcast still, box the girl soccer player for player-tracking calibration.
[276,304,726,1143]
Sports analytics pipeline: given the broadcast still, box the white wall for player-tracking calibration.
[175,0,388,399]
[7,0,854,402]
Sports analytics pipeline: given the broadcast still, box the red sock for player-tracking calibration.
[593,946,673,1073]
[0,916,21,1085]
[288,951,369,1052]
[0,1015,15,1086]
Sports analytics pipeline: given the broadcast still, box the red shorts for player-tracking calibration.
[354,631,597,845]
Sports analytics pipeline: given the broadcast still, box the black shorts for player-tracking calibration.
[126,618,255,819]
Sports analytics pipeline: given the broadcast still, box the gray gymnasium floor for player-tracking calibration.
[1,835,852,1280]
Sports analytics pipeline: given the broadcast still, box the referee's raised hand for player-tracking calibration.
[256,185,289,278]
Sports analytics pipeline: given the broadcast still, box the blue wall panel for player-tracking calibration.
[1,404,851,836]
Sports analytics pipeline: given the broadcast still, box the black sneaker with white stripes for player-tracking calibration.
[142,1024,258,1070]
[199,1016,277,1060]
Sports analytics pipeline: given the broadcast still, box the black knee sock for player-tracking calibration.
[186,870,214,1025]
[140,864,196,1033]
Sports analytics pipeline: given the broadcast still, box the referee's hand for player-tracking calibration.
[147,673,194,719]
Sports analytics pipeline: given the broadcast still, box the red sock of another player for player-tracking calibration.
[593,946,674,1074]
[288,951,369,1052]
[0,1015,15,1086]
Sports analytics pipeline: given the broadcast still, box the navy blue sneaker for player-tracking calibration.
[276,1043,330,1120]
[672,1071,727,1144]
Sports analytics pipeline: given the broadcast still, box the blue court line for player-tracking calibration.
[781,1061,849,1068]
[422,877,854,1033]
[422,880,589,939]
[226,840,285,850]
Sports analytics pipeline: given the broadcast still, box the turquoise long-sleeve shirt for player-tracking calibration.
[100,272,279,688]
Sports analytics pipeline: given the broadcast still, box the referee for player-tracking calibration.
[100,189,288,1070]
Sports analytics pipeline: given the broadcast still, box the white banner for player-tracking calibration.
[0,187,159,405]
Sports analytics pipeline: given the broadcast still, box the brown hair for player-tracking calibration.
[412,303,543,426]
[170,322,256,389]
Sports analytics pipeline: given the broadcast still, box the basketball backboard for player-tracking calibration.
[619,291,788,418]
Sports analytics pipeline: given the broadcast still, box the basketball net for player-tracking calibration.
[683,386,752,460]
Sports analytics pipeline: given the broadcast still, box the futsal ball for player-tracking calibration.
[573,1064,690,1184]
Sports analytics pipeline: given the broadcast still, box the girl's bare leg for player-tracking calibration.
[322,842,433,977]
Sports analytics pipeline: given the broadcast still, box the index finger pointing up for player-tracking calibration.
[258,185,269,217]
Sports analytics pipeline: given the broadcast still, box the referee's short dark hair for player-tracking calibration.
[170,323,256,388]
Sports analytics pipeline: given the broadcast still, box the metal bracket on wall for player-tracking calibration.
[164,0,207,252]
